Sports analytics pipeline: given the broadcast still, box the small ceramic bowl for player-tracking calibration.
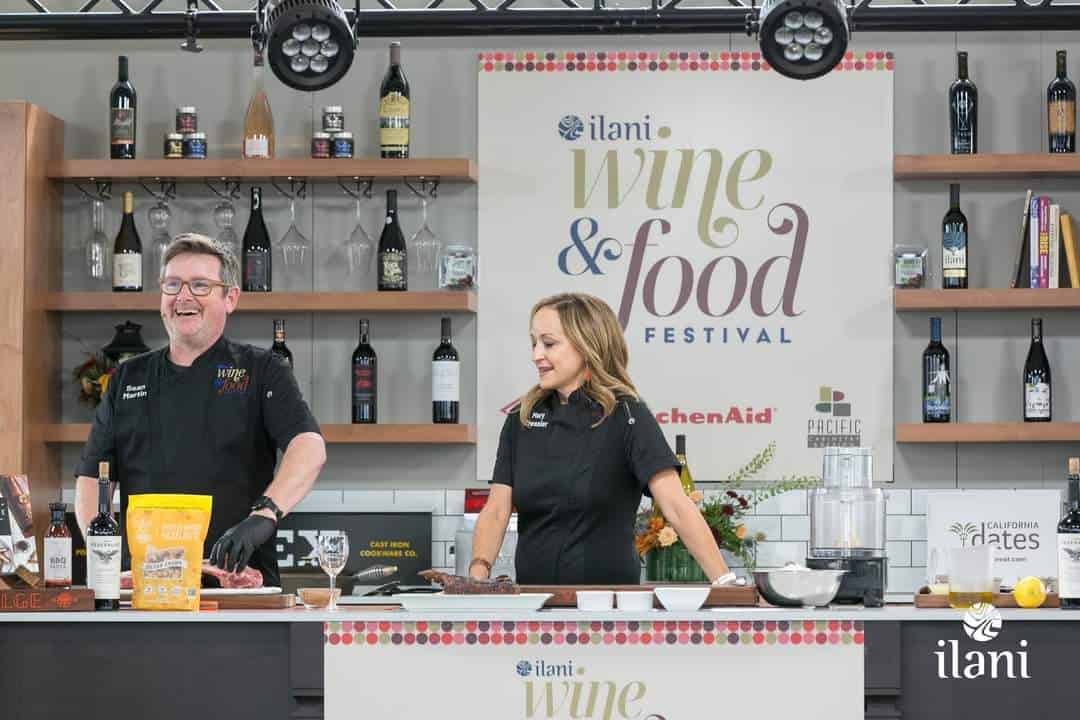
[298,587,342,609]
[576,590,614,610]
[615,590,654,611]
[654,586,710,611]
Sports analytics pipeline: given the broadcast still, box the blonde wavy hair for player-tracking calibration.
[518,293,639,427]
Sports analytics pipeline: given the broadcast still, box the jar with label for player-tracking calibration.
[183,132,207,159]
[332,131,354,159]
[322,105,345,133]
[164,133,184,159]
[44,502,72,588]
[438,244,478,290]
[311,132,332,159]
[176,106,198,134]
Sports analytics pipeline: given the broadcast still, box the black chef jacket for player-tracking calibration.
[75,335,321,587]
[491,390,678,585]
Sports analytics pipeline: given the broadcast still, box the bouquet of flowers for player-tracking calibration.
[635,441,818,571]
[73,353,113,408]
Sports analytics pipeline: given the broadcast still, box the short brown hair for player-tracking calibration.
[159,233,240,290]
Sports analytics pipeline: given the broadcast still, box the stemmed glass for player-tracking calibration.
[317,531,349,611]
[213,199,240,260]
[410,192,441,282]
[85,199,109,286]
[147,199,172,276]
[345,196,375,277]
[281,198,311,267]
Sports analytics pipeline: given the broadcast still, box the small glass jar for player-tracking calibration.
[332,131,354,159]
[311,132,332,159]
[438,244,478,290]
[176,106,198,134]
[182,132,207,159]
[164,133,184,159]
[322,105,345,133]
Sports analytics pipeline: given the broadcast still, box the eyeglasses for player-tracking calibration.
[159,277,232,296]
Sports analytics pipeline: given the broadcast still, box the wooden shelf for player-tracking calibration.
[38,291,477,313]
[48,158,477,183]
[894,153,1080,179]
[896,422,1080,443]
[42,423,476,445]
[894,288,1080,311]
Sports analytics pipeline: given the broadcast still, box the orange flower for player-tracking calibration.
[689,490,704,504]
[658,526,679,547]
[735,525,747,540]
[98,373,111,396]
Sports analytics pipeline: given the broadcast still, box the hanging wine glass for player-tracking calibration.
[85,198,109,286]
[280,197,311,267]
[213,198,240,260]
[345,196,374,276]
[409,191,441,282]
[147,199,172,277]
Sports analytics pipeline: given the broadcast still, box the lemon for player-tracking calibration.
[1012,576,1047,609]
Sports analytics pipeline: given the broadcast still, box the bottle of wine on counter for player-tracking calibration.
[922,317,951,423]
[243,45,274,159]
[44,502,72,588]
[1048,50,1076,154]
[109,55,136,159]
[379,41,410,159]
[942,184,968,289]
[949,51,977,154]
[1059,457,1080,609]
[242,186,272,292]
[352,319,377,424]
[1023,317,1051,422]
[432,316,460,424]
[87,462,120,611]
[270,319,293,369]
[675,434,695,494]
[377,189,407,291]
[112,191,143,292]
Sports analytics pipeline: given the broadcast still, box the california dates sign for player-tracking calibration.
[477,51,894,480]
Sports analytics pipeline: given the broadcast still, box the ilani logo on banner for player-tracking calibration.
[516,658,668,719]
[933,604,1032,680]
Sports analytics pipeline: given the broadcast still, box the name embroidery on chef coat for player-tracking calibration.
[528,411,548,429]
[214,365,250,396]
[121,384,148,401]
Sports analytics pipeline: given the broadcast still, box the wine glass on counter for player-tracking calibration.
[345,196,375,278]
[85,198,109,287]
[317,530,349,611]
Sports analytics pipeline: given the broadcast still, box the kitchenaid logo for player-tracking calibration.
[557,114,657,143]
[948,520,1042,550]
[935,604,1032,680]
[806,385,861,448]
[655,406,774,425]
[516,660,667,719]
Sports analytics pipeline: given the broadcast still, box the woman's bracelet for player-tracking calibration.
[469,557,492,575]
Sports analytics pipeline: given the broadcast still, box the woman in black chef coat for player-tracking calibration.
[468,293,735,586]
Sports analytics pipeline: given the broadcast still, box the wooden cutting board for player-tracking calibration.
[208,593,296,610]
[519,584,759,608]
[0,587,95,612]
[914,590,1060,609]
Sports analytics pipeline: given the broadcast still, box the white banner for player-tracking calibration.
[478,50,894,481]
[324,618,865,719]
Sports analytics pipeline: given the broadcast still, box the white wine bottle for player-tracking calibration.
[675,434,695,494]
[112,191,143,292]
[243,47,274,159]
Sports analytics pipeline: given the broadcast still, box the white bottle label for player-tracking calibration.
[432,360,460,403]
[86,535,121,600]
[44,537,72,585]
[1025,383,1051,418]
[113,253,142,289]
[244,135,269,158]
[1059,533,1080,599]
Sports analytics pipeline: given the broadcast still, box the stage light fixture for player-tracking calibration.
[749,0,849,80]
[260,0,356,92]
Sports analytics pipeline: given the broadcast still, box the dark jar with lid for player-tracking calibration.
[311,132,332,159]
[332,131,354,159]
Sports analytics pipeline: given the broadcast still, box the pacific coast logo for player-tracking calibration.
[515,660,668,719]
[935,603,1031,680]
[806,385,861,448]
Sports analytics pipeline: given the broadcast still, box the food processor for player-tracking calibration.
[805,447,888,607]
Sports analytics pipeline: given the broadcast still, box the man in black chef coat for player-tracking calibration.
[74,234,326,587]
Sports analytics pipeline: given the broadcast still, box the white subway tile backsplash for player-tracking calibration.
[753,489,807,516]
[887,515,927,541]
[886,489,911,515]
[342,490,396,512]
[911,541,928,567]
[743,516,782,541]
[433,515,463,542]
[293,490,344,512]
[781,516,810,541]
[754,541,807,568]
[886,541,911,567]
[394,490,446,515]
[887,567,928,595]
[911,489,932,515]
[446,490,465,516]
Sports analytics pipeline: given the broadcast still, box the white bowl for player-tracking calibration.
[576,590,614,610]
[654,586,710,611]
[615,590,654,611]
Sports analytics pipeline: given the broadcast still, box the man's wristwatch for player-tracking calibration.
[251,495,284,523]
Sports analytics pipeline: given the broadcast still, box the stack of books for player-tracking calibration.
[1012,189,1080,288]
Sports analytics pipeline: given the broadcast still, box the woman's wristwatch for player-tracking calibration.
[469,558,492,575]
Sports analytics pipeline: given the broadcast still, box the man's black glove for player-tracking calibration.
[209,515,277,574]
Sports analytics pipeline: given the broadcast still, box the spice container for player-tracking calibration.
[182,132,207,159]
[332,131,354,159]
[438,244,478,290]
[311,132,332,159]
[322,105,345,133]
[164,133,184,159]
[176,106,198,134]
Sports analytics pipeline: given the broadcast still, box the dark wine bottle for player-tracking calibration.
[377,189,407,291]
[270,319,293,369]
[242,187,272,292]
[110,55,137,159]
[1023,317,1051,422]
[86,461,120,611]
[379,42,410,159]
[1048,50,1076,154]
[432,317,460,424]
[352,319,377,424]
[1059,457,1080,609]
[949,51,977,155]
[922,317,951,423]
[942,184,968,290]
[112,191,143,292]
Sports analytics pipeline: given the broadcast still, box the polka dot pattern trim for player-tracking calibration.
[477,50,894,73]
